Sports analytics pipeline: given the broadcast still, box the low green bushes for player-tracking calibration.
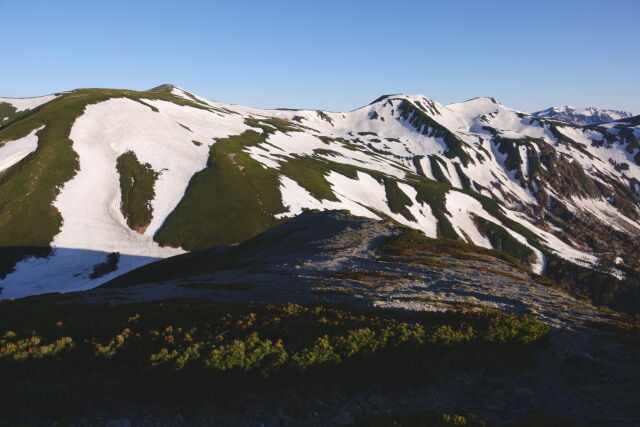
[0,299,550,422]
[116,151,159,232]
[354,410,486,426]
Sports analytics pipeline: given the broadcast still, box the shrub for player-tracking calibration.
[0,299,551,421]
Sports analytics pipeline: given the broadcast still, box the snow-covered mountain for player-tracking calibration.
[533,106,633,126]
[0,85,639,308]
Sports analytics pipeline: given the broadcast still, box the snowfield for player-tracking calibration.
[1,97,251,297]
[0,127,41,173]
[533,106,634,125]
[0,87,638,297]
[0,94,59,112]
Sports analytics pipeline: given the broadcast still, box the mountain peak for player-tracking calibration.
[1,85,639,313]
[465,96,499,105]
[533,105,633,125]
[147,83,178,92]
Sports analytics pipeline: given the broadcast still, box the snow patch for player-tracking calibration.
[444,191,545,273]
[0,127,41,172]
[1,97,251,296]
[0,94,58,112]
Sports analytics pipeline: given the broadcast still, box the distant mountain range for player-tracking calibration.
[533,105,634,126]
[0,85,639,312]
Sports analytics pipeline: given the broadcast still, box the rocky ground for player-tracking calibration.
[42,211,639,426]
[85,211,605,329]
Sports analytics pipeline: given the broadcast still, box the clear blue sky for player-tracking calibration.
[1,0,638,113]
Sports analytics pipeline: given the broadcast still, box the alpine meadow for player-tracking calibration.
[1,0,639,425]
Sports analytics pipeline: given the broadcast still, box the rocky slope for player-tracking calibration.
[95,210,602,329]
[0,86,639,311]
[18,210,640,426]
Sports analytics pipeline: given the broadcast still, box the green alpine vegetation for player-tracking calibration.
[116,151,160,233]
[0,297,549,424]
[379,228,527,270]
[397,99,473,166]
[154,118,299,250]
[0,87,227,255]
[0,102,19,126]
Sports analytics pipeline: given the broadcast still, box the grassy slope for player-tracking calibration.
[0,88,604,292]
[0,102,18,127]
[154,118,300,250]
[152,112,540,267]
[0,88,219,275]
[116,151,160,233]
[379,228,527,270]
[397,100,473,166]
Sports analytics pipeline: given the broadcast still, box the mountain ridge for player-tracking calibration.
[533,105,634,126]
[0,86,639,313]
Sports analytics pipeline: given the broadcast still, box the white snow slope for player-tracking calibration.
[0,86,639,298]
[533,105,634,126]
[0,94,59,112]
[0,127,41,173]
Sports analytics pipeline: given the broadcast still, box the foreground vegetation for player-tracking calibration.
[0,297,549,424]
[355,410,580,427]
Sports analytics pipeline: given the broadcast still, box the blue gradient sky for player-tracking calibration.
[2,0,638,113]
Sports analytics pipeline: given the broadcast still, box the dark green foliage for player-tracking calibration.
[482,127,537,188]
[0,102,18,126]
[0,88,218,258]
[397,100,473,166]
[428,155,451,184]
[548,123,593,158]
[412,155,426,177]
[116,151,159,232]
[369,94,395,104]
[544,253,640,315]
[383,179,415,221]
[0,299,549,423]
[473,216,535,266]
[617,127,640,165]
[471,194,542,247]
[154,119,293,250]
[0,99,80,251]
[89,252,120,279]
[453,163,472,190]
[536,143,600,198]
[318,135,359,151]
[354,410,486,426]
[316,110,333,124]
[313,148,340,157]
[380,228,526,270]
[366,142,394,156]
[410,180,458,239]
[279,156,340,202]
[355,411,580,427]
[483,126,604,198]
